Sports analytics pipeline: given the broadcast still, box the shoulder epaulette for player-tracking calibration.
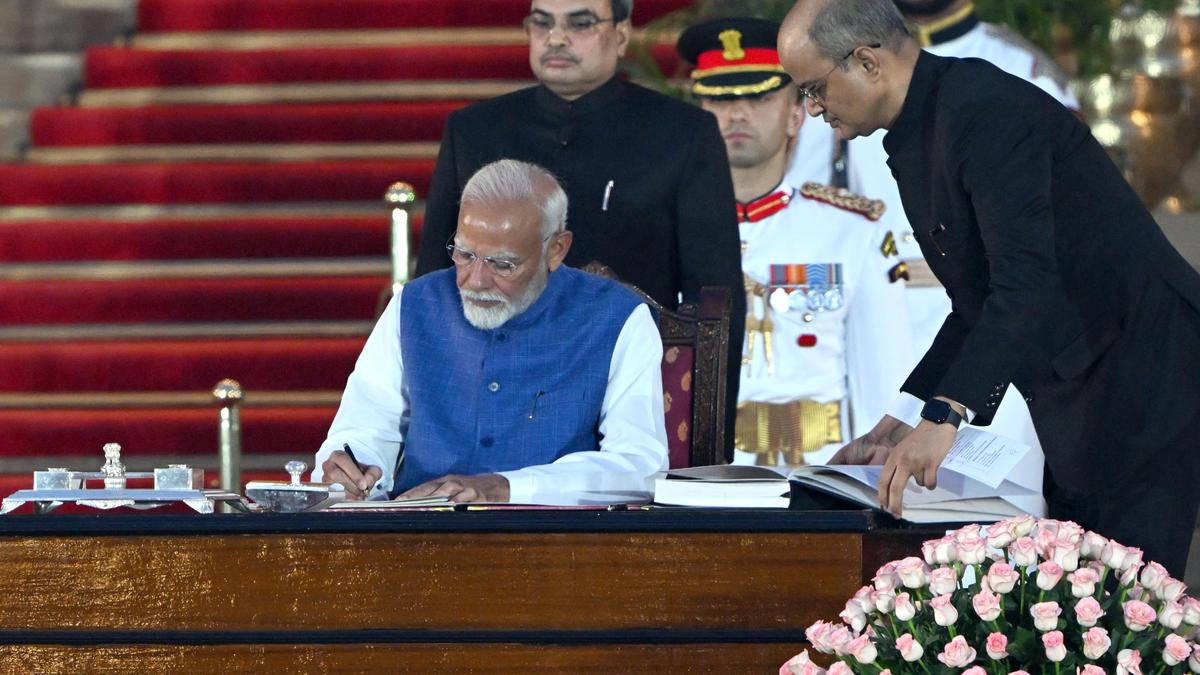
[799,182,886,221]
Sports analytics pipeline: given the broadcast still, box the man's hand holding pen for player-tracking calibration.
[320,445,382,500]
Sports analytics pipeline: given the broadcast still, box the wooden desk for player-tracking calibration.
[0,508,933,673]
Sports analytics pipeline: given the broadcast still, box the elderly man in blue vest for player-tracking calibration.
[313,159,669,505]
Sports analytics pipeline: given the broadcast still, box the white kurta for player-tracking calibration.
[312,296,669,505]
[734,179,914,466]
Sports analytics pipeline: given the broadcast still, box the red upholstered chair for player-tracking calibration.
[582,264,731,468]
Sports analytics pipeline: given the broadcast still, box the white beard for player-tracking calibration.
[460,265,548,330]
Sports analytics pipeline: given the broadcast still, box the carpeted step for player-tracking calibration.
[84,44,682,89]
[0,275,387,325]
[30,101,466,147]
[0,159,435,207]
[137,0,694,32]
[78,80,529,107]
[0,336,366,392]
[0,215,393,262]
[0,406,337,458]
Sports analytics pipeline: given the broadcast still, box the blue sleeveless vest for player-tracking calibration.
[395,266,643,494]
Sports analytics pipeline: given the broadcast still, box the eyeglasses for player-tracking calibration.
[796,43,881,107]
[522,11,616,38]
[446,233,558,278]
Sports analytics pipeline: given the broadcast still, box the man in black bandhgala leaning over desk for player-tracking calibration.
[778,0,1200,575]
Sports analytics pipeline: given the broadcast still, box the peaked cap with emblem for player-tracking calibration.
[676,17,791,99]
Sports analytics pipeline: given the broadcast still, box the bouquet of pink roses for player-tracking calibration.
[782,516,1200,675]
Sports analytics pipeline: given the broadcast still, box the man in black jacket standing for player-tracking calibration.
[780,0,1200,574]
[415,0,744,456]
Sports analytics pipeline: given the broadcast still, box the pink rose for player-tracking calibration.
[1081,531,1108,559]
[895,632,924,662]
[1011,536,1038,567]
[827,626,852,655]
[1123,600,1157,632]
[871,589,895,614]
[893,592,915,621]
[962,668,987,675]
[1102,540,1131,570]
[851,585,875,613]
[1035,523,1059,558]
[1068,567,1100,597]
[779,651,826,675]
[1159,599,1185,630]
[1163,634,1192,666]
[895,557,930,589]
[1160,576,1187,603]
[1189,644,1200,672]
[985,632,1009,659]
[937,635,977,668]
[1183,597,1200,625]
[1074,596,1104,627]
[827,662,853,675]
[873,567,899,593]
[804,620,835,654]
[986,520,1016,548]
[1037,560,1064,590]
[1043,630,1067,662]
[923,536,957,565]
[1009,514,1036,537]
[1117,648,1142,675]
[1009,671,1031,675]
[1082,626,1111,660]
[930,594,959,626]
[847,633,878,665]
[1030,601,1062,631]
[957,532,988,565]
[1139,561,1169,595]
[973,589,1002,622]
[840,601,867,633]
[930,567,958,596]
[988,562,1019,594]
[1078,665,1105,675]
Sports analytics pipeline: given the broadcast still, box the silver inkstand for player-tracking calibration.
[1,443,248,515]
[245,461,345,513]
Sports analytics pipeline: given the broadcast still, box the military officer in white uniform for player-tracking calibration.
[678,18,914,467]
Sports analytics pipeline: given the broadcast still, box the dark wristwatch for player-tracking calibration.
[921,399,964,428]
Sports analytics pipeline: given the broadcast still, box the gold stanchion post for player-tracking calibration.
[378,182,417,316]
[212,379,244,506]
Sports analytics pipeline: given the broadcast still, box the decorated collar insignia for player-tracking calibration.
[737,189,792,223]
[799,182,886,221]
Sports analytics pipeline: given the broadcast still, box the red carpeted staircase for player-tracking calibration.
[0,0,692,496]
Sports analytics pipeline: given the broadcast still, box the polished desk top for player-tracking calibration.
[0,506,907,537]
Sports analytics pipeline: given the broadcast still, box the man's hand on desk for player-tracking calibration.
[398,473,510,504]
[828,415,913,466]
[877,418,957,518]
[320,451,382,500]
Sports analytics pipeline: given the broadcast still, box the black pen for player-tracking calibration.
[342,443,374,496]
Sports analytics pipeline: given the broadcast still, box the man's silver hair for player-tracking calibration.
[809,0,909,68]
[460,159,567,239]
[611,0,633,22]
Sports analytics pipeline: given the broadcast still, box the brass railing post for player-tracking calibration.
[212,379,244,501]
[378,182,417,316]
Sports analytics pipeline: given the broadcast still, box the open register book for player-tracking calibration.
[653,464,792,508]
[788,427,1045,523]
